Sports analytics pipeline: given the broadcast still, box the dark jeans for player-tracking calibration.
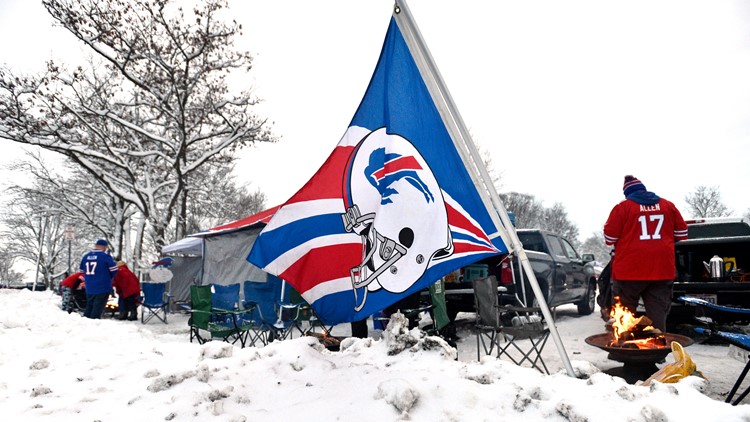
[119,294,138,320]
[612,280,673,331]
[350,319,368,338]
[84,292,110,319]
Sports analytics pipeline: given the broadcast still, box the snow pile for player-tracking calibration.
[1,289,750,421]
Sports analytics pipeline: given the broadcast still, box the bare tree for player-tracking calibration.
[580,232,611,264]
[0,245,25,286]
[501,192,545,229]
[0,0,275,256]
[542,202,580,247]
[684,186,732,218]
[500,192,580,245]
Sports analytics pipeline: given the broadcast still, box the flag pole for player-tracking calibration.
[393,0,575,377]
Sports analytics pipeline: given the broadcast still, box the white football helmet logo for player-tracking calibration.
[341,128,452,311]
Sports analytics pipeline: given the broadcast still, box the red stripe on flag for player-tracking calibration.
[452,241,498,255]
[446,203,492,245]
[287,146,355,204]
[279,243,362,294]
[372,155,422,180]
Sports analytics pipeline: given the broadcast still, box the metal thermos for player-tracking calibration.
[709,255,724,280]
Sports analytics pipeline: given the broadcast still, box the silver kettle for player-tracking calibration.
[703,255,725,280]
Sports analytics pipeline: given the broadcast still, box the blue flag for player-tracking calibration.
[248,17,507,325]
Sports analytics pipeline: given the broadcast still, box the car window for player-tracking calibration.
[517,232,545,253]
[547,235,565,258]
[560,238,580,260]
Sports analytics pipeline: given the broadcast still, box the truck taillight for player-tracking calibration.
[499,259,513,285]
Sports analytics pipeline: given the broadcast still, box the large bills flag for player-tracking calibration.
[248,17,507,325]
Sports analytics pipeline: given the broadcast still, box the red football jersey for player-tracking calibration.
[604,198,688,281]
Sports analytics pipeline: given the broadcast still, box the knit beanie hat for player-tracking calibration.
[623,175,646,197]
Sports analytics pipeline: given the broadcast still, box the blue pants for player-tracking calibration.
[84,292,110,319]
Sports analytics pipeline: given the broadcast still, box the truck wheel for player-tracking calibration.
[576,280,596,316]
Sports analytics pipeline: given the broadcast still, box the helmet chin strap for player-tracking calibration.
[350,225,407,311]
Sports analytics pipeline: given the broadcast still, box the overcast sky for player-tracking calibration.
[2,0,749,244]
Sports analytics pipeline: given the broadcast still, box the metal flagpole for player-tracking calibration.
[393,0,575,377]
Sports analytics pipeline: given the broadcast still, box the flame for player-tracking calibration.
[608,297,663,349]
[106,297,118,310]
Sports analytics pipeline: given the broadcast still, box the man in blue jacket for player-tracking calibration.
[80,239,119,319]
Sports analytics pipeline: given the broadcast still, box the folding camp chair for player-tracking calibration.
[678,296,750,405]
[286,286,335,337]
[474,276,550,373]
[495,305,550,374]
[141,282,171,324]
[242,277,310,343]
[474,275,503,360]
[212,283,265,347]
[188,285,256,347]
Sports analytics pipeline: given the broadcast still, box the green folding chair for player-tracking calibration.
[188,285,256,347]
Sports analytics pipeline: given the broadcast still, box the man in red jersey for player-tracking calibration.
[603,175,688,331]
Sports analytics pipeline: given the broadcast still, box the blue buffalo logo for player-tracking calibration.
[364,148,434,205]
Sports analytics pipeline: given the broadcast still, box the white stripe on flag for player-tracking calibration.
[264,233,361,275]
[304,276,353,304]
[263,198,345,234]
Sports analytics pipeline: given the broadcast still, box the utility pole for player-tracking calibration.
[32,216,47,291]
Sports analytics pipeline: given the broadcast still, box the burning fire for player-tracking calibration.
[608,297,666,349]
[106,297,119,311]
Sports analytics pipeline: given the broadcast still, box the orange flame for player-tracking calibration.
[609,297,662,349]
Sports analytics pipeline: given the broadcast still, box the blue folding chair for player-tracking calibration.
[209,283,261,347]
[678,296,750,405]
[141,282,171,324]
[243,277,304,343]
[210,283,241,311]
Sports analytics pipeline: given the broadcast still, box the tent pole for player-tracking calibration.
[394,0,575,377]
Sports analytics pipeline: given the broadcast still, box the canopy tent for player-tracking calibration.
[161,206,280,303]
[162,236,202,256]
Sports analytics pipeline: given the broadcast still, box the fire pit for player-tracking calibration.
[306,332,345,351]
[585,298,694,383]
[585,332,694,364]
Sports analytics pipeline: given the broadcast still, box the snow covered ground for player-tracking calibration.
[2,288,750,421]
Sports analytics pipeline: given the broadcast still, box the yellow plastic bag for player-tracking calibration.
[640,341,699,386]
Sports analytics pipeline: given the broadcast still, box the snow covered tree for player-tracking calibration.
[5,152,135,260]
[185,164,267,234]
[1,190,69,288]
[0,245,25,286]
[684,186,732,218]
[0,0,275,257]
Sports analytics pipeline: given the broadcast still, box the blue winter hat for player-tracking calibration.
[623,175,646,197]
[95,239,109,247]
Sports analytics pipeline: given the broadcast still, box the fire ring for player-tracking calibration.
[585,333,694,365]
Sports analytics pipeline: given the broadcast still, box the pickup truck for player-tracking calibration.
[443,228,598,321]
[669,217,750,325]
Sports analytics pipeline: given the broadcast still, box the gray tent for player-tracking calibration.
[161,206,279,303]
